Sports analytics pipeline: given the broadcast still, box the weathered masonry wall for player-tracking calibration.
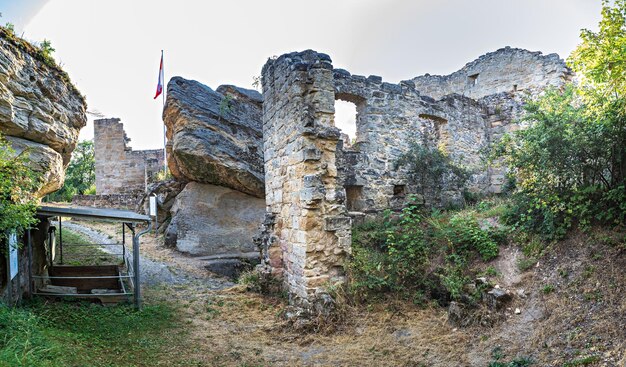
[261,51,352,304]
[411,47,572,100]
[259,48,570,303]
[94,118,165,195]
[71,193,139,210]
[334,71,490,211]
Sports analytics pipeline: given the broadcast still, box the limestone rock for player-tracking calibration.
[0,29,86,198]
[484,288,512,310]
[165,182,264,256]
[203,253,260,279]
[138,179,186,230]
[6,136,64,197]
[0,30,87,166]
[163,77,264,198]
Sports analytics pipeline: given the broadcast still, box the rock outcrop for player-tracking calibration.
[164,182,264,256]
[0,28,87,196]
[159,77,266,273]
[163,77,264,198]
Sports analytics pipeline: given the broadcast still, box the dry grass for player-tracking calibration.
[73,221,625,367]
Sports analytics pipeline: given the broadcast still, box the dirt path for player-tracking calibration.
[63,221,233,289]
[61,221,624,366]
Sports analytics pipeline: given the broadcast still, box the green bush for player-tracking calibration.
[46,140,95,202]
[348,200,503,303]
[492,0,626,239]
[447,212,500,261]
[0,134,39,245]
[396,142,469,206]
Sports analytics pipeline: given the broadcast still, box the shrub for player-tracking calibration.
[0,134,39,245]
[492,0,626,239]
[447,212,500,261]
[348,199,503,303]
[396,142,469,206]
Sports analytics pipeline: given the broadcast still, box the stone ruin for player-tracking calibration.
[72,118,166,210]
[0,23,571,308]
[256,47,571,306]
[93,118,165,196]
[95,46,570,305]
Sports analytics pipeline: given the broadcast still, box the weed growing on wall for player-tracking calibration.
[396,142,469,206]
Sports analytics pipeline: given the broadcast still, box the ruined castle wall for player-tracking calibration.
[411,47,572,100]
[259,47,571,302]
[261,51,352,303]
[334,71,491,211]
[94,118,164,195]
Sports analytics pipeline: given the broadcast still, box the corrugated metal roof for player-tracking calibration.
[37,204,150,223]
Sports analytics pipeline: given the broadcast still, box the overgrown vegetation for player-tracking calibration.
[493,0,626,239]
[348,198,505,304]
[396,142,469,206]
[46,140,95,202]
[0,134,39,245]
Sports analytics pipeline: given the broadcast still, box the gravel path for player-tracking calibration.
[63,221,233,289]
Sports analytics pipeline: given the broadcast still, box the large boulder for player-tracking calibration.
[6,136,64,197]
[163,77,264,198]
[0,28,87,196]
[138,178,187,231]
[165,182,265,256]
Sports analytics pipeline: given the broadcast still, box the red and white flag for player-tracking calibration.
[154,51,164,99]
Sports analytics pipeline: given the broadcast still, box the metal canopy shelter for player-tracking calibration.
[34,204,152,308]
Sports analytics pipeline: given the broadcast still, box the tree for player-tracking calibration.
[0,135,39,244]
[46,140,95,202]
[494,0,626,238]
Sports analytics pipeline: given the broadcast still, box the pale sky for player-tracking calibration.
[1,0,601,150]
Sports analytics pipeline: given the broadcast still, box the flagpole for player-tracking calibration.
[161,49,167,175]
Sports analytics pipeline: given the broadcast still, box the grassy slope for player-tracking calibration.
[54,227,119,266]
[1,208,624,367]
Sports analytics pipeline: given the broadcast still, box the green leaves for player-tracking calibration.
[348,203,503,303]
[493,1,626,238]
[46,140,95,202]
[396,142,469,206]
[0,135,39,245]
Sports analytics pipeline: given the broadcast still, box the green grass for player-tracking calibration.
[55,227,120,266]
[562,355,601,367]
[0,299,195,367]
[517,257,537,272]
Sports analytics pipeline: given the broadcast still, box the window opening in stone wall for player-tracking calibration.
[334,99,358,147]
[419,114,449,153]
[345,185,364,212]
[393,185,406,197]
[468,73,479,86]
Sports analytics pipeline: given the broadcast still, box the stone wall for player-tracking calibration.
[261,51,352,304]
[71,193,140,210]
[259,47,570,304]
[334,70,490,211]
[94,118,165,195]
[411,47,572,100]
